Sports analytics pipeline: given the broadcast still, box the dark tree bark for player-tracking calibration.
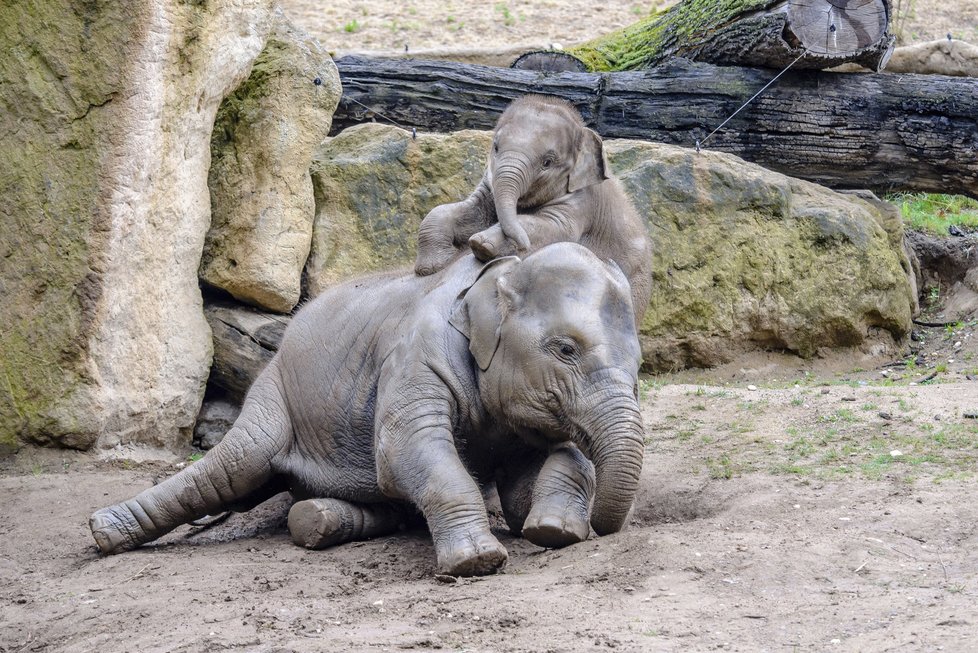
[333,57,978,199]
[565,0,894,72]
[205,302,289,402]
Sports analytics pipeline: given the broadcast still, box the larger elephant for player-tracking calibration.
[90,243,645,576]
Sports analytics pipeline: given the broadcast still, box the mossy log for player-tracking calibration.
[333,56,978,199]
[565,0,894,72]
[204,302,289,403]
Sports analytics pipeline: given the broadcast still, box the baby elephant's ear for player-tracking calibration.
[568,128,609,193]
[450,257,520,371]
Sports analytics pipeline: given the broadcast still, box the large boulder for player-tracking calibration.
[607,141,916,369]
[0,0,274,451]
[305,124,491,296]
[200,9,341,313]
[307,125,915,370]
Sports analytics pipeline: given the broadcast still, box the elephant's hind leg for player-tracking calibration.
[90,373,291,555]
[288,499,414,549]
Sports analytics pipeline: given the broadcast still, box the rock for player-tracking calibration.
[193,398,242,450]
[204,301,288,403]
[305,126,915,370]
[0,0,274,451]
[200,9,341,313]
[886,39,978,77]
[606,141,916,370]
[305,124,491,296]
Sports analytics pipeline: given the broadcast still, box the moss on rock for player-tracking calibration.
[307,125,914,371]
[306,124,491,295]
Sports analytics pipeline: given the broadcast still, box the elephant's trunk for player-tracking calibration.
[571,375,645,536]
[491,156,532,253]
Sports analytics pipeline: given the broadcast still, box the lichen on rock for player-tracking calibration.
[0,0,275,451]
[201,8,341,314]
[303,124,915,371]
[305,124,492,296]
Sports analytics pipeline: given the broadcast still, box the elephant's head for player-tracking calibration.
[487,95,609,252]
[450,242,644,535]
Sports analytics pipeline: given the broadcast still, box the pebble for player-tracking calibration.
[879,411,893,420]
[890,450,903,458]
[747,385,758,391]
[963,411,978,419]
[821,388,830,395]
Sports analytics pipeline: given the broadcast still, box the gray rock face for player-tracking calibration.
[305,124,492,297]
[607,141,915,369]
[201,9,341,313]
[0,0,274,451]
[305,125,915,370]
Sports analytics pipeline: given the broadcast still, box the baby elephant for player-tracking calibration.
[90,243,646,576]
[414,94,652,324]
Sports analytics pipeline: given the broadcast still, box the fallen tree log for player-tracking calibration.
[333,57,978,199]
[565,0,895,72]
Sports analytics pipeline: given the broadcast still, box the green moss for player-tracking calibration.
[568,0,779,71]
[0,1,139,449]
[307,126,491,291]
[885,192,978,235]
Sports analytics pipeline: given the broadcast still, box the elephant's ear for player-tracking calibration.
[449,256,520,371]
[568,128,609,193]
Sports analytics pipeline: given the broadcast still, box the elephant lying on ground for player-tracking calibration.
[413,94,653,325]
[90,243,645,576]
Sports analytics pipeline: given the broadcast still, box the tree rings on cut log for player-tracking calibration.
[511,51,589,72]
[787,0,888,56]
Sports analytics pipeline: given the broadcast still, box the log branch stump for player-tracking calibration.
[565,0,894,72]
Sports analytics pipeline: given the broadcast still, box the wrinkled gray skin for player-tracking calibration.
[414,95,653,326]
[90,243,645,577]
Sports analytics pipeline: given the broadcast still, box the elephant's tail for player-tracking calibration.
[90,369,291,555]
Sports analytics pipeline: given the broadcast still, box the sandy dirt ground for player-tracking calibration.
[3,2,978,652]
[280,0,978,55]
[3,329,978,652]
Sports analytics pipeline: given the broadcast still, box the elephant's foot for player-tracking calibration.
[288,498,408,550]
[437,531,508,576]
[90,504,147,555]
[414,248,457,277]
[522,501,590,549]
[468,226,515,263]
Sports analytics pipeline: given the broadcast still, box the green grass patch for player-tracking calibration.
[887,192,978,235]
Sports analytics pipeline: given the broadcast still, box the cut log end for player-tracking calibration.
[787,0,889,56]
[511,51,589,72]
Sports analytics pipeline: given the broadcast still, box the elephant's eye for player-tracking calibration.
[548,337,578,361]
[542,156,555,169]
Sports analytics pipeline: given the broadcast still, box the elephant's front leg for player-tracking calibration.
[468,207,583,262]
[375,393,507,575]
[415,181,495,276]
[497,443,595,549]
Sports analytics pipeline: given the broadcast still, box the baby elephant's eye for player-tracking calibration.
[542,157,554,168]
[559,343,575,356]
